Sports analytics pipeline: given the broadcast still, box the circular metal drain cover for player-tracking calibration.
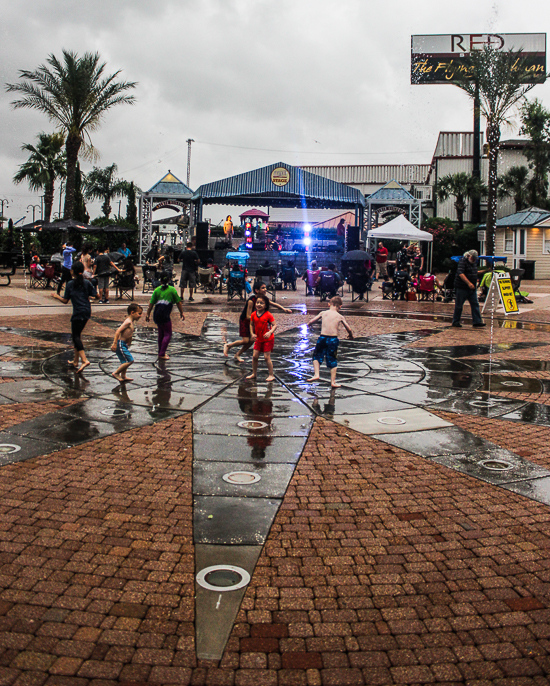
[501,380,524,387]
[359,380,379,386]
[1,364,23,371]
[143,372,161,379]
[223,471,261,485]
[20,388,50,395]
[471,400,494,407]
[100,408,129,417]
[0,444,21,454]
[183,382,208,390]
[237,420,268,430]
[196,565,251,592]
[377,416,407,425]
[479,459,514,471]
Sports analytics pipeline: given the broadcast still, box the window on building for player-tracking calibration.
[544,229,550,254]
[504,228,513,252]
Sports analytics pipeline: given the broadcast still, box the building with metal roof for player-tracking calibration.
[481,207,550,279]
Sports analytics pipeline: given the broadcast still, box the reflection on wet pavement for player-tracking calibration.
[2,314,550,662]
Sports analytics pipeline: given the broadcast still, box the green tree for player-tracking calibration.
[435,172,486,231]
[520,99,550,208]
[7,50,136,219]
[73,162,89,223]
[453,47,545,254]
[497,165,530,213]
[125,181,138,226]
[12,132,66,222]
[84,163,128,219]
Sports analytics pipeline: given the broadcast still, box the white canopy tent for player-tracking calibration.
[367,214,434,271]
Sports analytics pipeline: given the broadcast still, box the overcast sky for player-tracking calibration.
[1,0,549,225]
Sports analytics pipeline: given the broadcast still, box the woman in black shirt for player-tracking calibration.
[52,261,98,373]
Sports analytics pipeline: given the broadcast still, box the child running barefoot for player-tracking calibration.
[145,272,185,360]
[306,296,354,388]
[111,303,143,383]
[246,295,277,382]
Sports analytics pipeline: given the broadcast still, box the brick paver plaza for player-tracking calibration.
[0,278,549,685]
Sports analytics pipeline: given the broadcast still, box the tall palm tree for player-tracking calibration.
[7,50,136,219]
[453,47,545,254]
[13,132,66,223]
[497,165,530,213]
[84,163,128,219]
[435,172,486,231]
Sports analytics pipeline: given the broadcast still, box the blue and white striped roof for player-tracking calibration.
[192,162,364,208]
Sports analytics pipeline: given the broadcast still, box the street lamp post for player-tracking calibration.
[0,199,9,229]
[27,204,41,223]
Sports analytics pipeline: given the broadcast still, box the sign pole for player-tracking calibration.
[472,86,481,224]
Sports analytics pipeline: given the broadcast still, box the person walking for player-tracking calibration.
[56,241,76,295]
[51,261,97,373]
[375,241,388,280]
[452,249,486,328]
[94,247,121,304]
[179,242,199,301]
[146,272,185,360]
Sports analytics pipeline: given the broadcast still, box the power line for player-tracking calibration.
[194,140,433,156]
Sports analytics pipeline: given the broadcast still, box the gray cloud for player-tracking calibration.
[1,0,548,224]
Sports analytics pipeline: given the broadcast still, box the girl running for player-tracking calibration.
[246,295,277,382]
[145,271,185,359]
[51,261,97,373]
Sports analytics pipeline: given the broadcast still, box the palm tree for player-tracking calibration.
[497,165,530,213]
[520,99,550,208]
[452,47,545,254]
[435,172,486,231]
[7,50,136,219]
[84,163,129,219]
[13,132,66,223]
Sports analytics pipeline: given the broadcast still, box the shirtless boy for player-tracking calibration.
[111,303,143,382]
[306,296,353,388]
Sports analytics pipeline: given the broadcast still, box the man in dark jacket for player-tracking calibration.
[452,250,486,328]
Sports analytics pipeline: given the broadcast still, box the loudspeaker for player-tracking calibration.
[196,249,214,267]
[345,225,360,252]
[195,222,209,251]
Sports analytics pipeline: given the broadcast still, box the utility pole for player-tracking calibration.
[186,139,194,188]
[0,199,9,228]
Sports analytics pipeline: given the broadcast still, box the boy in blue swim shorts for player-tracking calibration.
[111,303,143,383]
[306,296,354,388]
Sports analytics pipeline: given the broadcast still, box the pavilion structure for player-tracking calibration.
[139,171,193,262]
[365,180,423,233]
[192,162,365,231]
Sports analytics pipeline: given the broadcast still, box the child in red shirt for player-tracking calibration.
[246,295,277,382]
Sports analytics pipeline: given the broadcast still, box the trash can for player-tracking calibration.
[519,259,535,280]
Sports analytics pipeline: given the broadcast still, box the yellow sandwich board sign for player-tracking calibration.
[495,273,519,314]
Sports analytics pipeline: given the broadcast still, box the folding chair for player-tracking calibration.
[318,272,340,302]
[142,267,156,293]
[255,268,277,302]
[198,267,216,294]
[227,271,245,300]
[348,270,370,302]
[418,274,437,302]
[115,272,136,300]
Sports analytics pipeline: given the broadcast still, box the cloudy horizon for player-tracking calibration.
[1,0,549,226]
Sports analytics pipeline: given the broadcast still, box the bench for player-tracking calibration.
[0,260,17,286]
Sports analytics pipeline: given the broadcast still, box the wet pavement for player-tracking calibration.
[0,305,549,683]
